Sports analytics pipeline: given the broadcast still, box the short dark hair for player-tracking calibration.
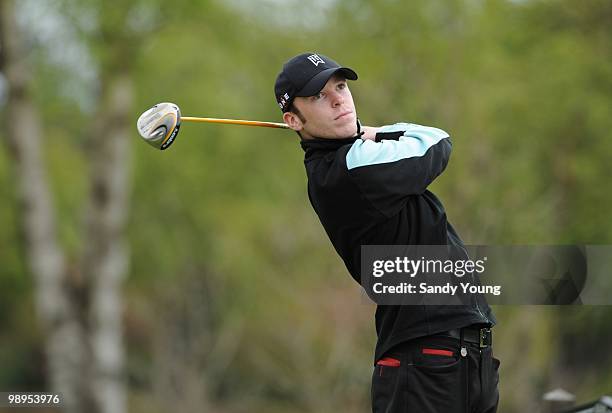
[286,103,306,139]
[288,103,307,124]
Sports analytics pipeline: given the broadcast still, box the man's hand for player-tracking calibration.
[361,126,380,141]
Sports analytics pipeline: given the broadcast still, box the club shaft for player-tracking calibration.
[181,116,289,129]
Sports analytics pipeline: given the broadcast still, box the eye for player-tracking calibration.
[311,92,324,101]
[337,82,347,90]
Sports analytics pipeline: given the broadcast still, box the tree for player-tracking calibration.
[0,0,136,411]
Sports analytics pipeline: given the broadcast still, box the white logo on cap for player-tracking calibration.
[307,54,325,66]
[278,92,291,108]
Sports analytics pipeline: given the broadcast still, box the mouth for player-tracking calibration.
[335,111,353,121]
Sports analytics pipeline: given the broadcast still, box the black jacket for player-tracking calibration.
[300,122,496,363]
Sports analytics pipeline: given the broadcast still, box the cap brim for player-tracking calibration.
[295,67,358,97]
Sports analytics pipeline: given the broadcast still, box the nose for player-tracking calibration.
[330,90,344,107]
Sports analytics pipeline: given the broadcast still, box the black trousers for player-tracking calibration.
[371,335,500,413]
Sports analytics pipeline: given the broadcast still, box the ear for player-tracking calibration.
[283,111,303,131]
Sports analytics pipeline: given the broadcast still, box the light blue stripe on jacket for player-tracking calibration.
[346,123,449,170]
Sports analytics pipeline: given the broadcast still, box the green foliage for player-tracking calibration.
[1,0,611,411]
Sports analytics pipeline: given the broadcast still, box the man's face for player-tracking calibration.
[283,75,357,139]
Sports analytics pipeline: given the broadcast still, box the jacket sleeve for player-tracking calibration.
[344,122,452,217]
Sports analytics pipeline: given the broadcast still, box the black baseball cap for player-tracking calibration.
[274,53,358,112]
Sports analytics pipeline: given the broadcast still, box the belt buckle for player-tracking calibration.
[479,328,492,348]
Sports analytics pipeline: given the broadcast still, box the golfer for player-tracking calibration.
[274,52,500,412]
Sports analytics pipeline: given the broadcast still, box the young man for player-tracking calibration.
[274,52,500,413]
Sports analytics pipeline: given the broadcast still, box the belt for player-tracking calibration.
[442,325,493,348]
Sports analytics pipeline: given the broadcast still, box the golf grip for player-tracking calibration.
[181,116,289,129]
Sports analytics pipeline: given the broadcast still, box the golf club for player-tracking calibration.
[136,102,289,150]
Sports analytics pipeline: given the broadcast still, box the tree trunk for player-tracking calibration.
[0,2,132,412]
[81,71,133,413]
[0,1,87,411]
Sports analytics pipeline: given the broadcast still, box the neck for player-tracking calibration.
[300,118,363,141]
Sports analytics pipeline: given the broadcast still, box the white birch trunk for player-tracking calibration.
[0,1,87,411]
[1,2,132,412]
[81,72,133,413]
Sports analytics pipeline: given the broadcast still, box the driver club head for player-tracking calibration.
[136,102,181,150]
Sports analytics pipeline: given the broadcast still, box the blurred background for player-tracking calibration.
[0,0,611,412]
